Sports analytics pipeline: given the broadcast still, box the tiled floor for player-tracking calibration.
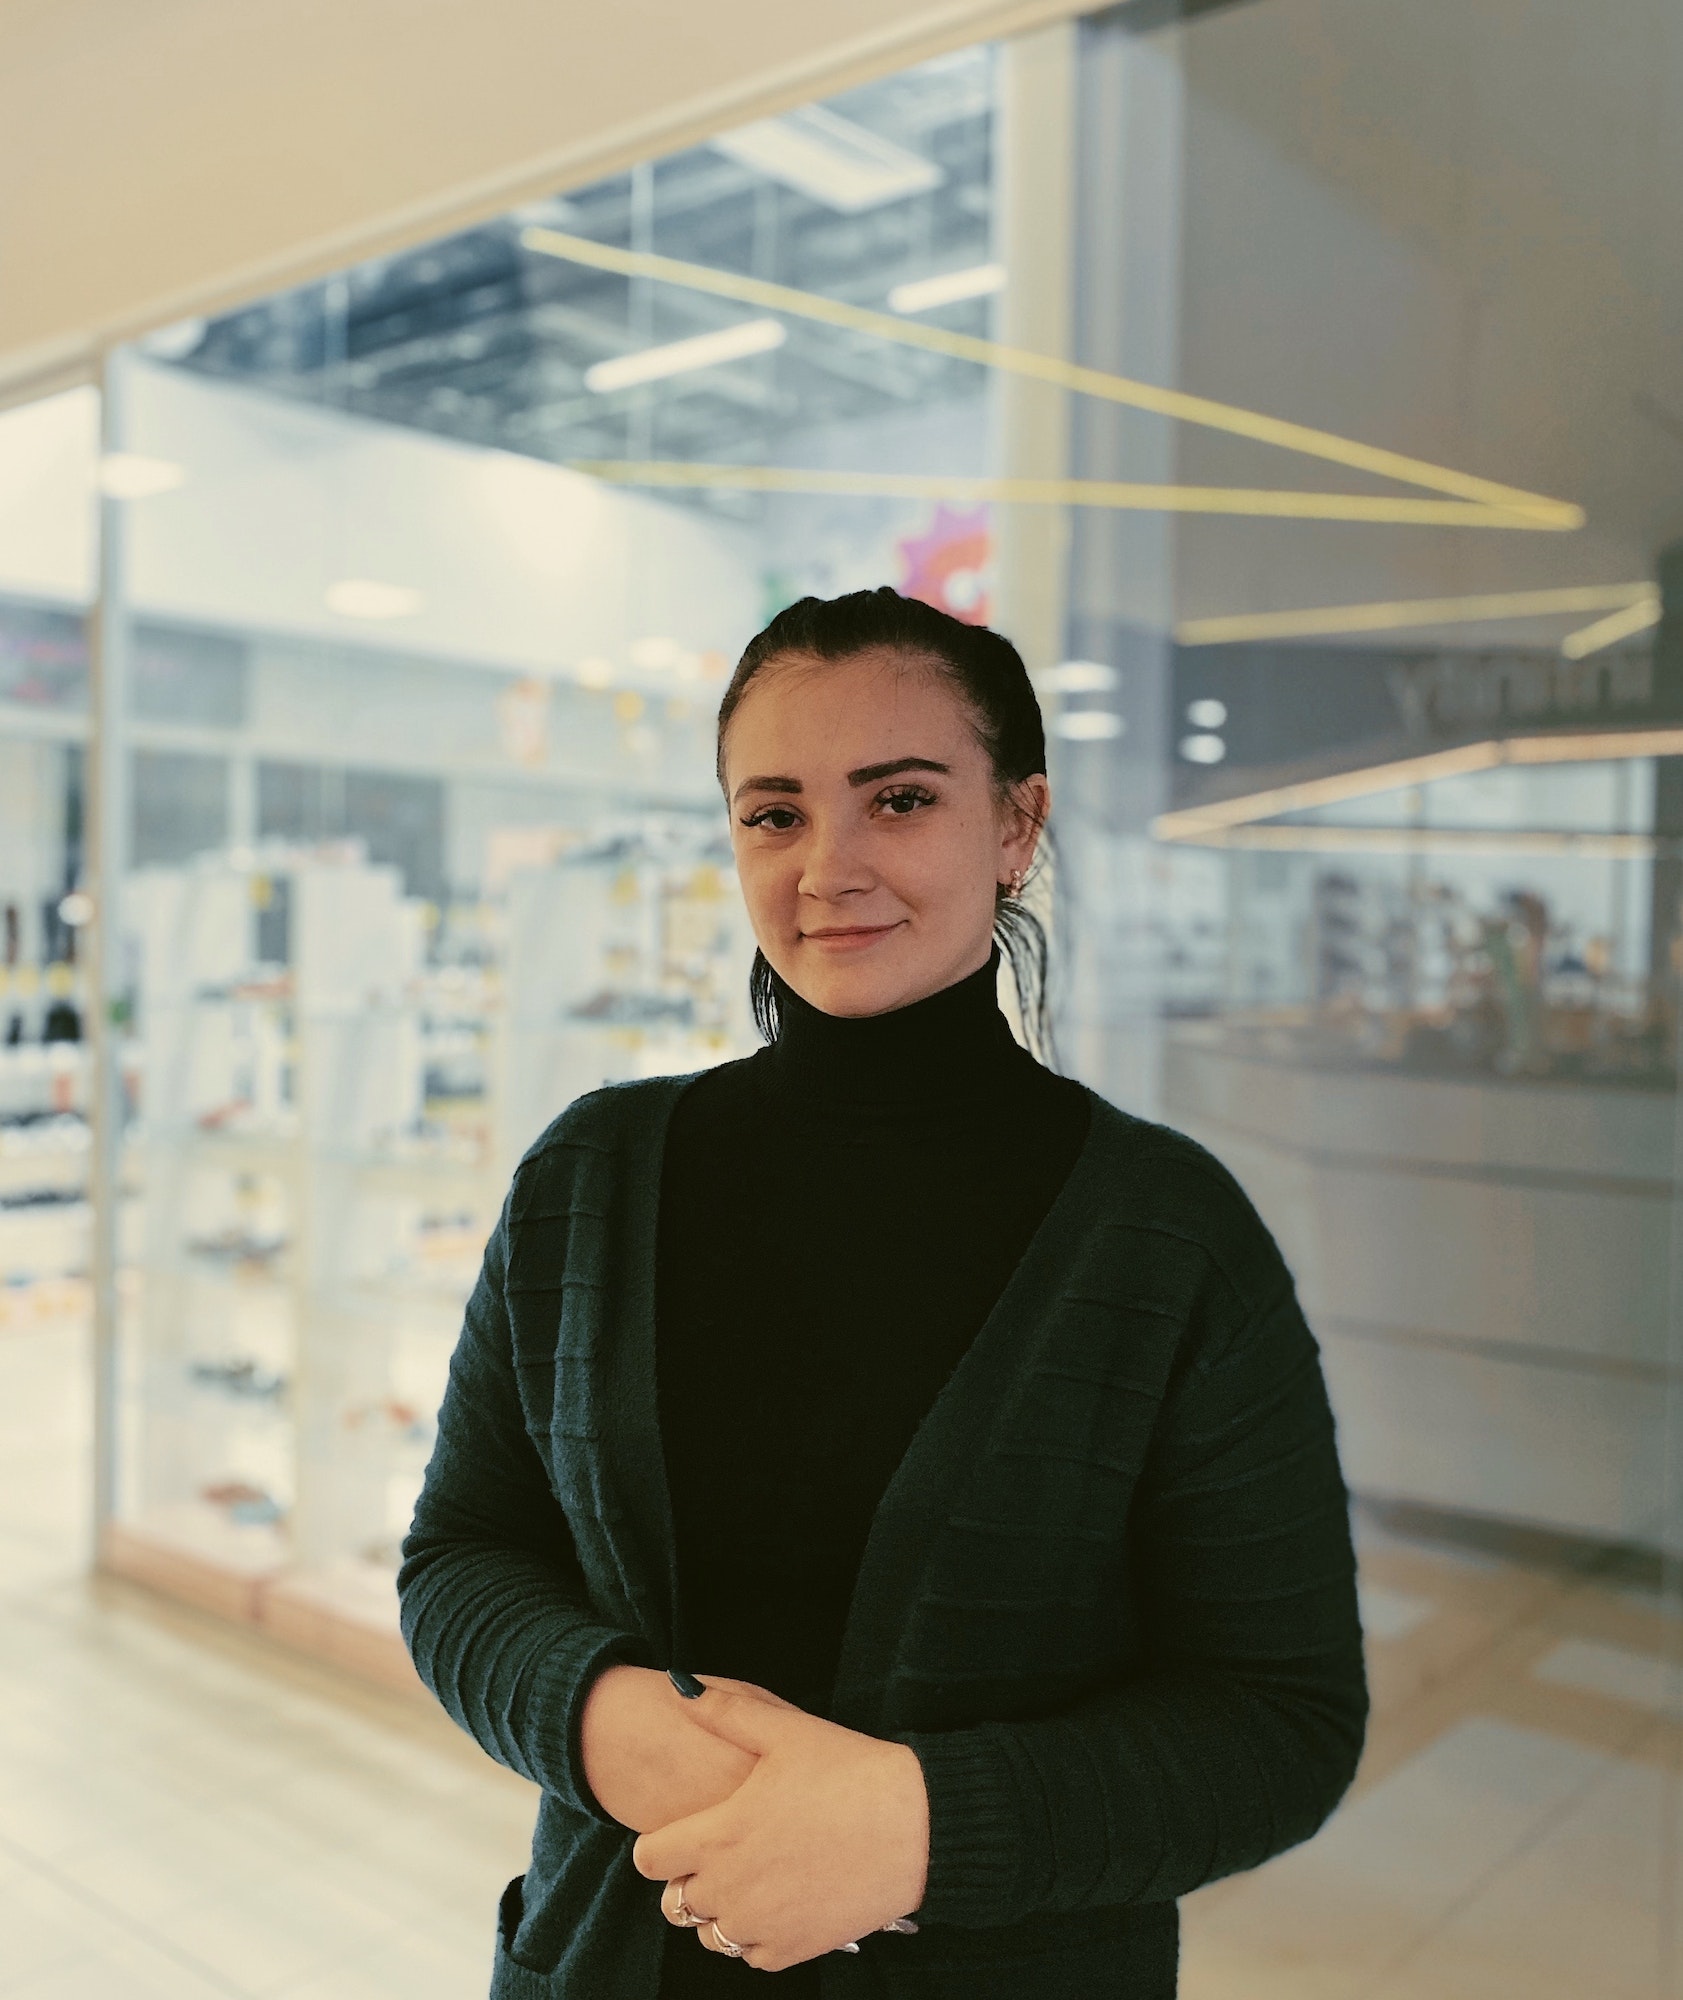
[2,1314,1682,1998]
[0,1316,534,1999]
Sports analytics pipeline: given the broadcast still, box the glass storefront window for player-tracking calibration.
[0,3,1673,1992]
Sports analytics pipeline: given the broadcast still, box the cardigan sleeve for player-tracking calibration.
[396,1188,657,1828]
[891,1269,1368,1929]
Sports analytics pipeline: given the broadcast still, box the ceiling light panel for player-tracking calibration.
[325,579,423,619]
[889,263,1005,314]
[584,319,786,394]
[711,105,944,213]
[98,453,187,499]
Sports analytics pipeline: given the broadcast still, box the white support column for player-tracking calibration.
[989,20,1076,679]
[1057,17,1188,1118]
[86,344,131,1559]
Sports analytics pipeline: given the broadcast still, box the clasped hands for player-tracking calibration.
[585,1665,929,1972]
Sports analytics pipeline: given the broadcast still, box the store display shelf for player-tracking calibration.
[106,839,755,1695]
[163,1253,294,1289]
[333,1279,473,1316]
[0,1274,90,1330]
[0,1163,86,1202]
[130,1129,305,1176]
[260,1562,421,1696]
[328,1151,492,1195]
[101,1514,423,1698]
[103,1504,290,1622]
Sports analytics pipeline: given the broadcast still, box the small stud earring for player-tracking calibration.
[1007,868,1025,897]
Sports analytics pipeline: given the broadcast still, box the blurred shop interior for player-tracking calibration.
[3,0,1683,1996]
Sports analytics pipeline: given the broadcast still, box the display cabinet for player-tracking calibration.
[103,822,758,1689]
[1158,770,1678,1556]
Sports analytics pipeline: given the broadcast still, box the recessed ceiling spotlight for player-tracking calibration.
[1180,733,1227,764]
[1053,710,1125,741]
[1186,698,1228,728]
[325,579,423,619]
[98,454,186,500]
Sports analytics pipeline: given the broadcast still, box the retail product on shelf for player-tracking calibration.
[0,962,102,1318]
[106,821,760,1694]
[495,817,759,1178]
[1214,852,1668,1085]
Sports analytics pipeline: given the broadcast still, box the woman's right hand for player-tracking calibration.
[579,1664,801,1833]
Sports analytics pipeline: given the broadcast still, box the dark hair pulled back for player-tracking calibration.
[715,586,1060,1067]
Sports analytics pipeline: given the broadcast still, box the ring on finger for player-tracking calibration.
[708,1919,748,1957]
[670,1881,706,1928]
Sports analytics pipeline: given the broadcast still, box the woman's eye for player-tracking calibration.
[741,806,798,831]
[879,787,934,816]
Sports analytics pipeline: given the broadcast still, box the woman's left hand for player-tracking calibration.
[631,1682,929,1971]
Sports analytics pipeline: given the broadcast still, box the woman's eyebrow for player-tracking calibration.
[731,756,951,805]
[732,774,801,802]
[849,756,951,787]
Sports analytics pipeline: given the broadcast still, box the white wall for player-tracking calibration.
[0,363,763,691]
[0,388,99,607]
[121,360,761,682]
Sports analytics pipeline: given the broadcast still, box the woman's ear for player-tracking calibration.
[1002,775,1050,872]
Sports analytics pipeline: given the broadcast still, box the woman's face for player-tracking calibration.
[722,646,1050,1018]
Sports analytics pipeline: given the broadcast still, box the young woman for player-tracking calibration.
[399,588,1368,1999]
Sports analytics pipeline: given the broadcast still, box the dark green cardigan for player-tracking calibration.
[398,1074,1367,1999]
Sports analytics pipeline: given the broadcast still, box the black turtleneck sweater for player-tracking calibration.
[653,942,1090,1993]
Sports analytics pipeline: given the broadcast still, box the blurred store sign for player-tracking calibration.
[897,503,992,624]
[1167,628,1679,823]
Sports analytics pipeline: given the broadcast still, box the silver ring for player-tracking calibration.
[671,1883,706,1928]
[709,1919,747,1957]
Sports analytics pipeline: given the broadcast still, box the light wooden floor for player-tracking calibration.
[1,1312,1679,1998]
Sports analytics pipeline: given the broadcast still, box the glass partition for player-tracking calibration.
[53,2,1683,1993]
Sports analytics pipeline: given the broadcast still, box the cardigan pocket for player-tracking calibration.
[490,1875,560,1998]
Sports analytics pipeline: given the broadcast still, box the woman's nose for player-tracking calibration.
[796,821,873,901]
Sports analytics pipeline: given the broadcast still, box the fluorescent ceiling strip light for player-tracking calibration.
[889,263,1006,314]
[584,319,785,393]
[711,105,943,212]
[521,226,1580,529]
[1177,584,1654,647]
[1183,825,1657,859]
[1153,727,1683,841]
[325,578,423,618]
[567,460,1555,526]
[1560,596,1663,660]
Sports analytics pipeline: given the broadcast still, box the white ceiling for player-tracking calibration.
[1167,0,1683,635]
[0,0,1084,404]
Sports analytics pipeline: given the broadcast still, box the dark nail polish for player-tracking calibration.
[667,1666,705,1699]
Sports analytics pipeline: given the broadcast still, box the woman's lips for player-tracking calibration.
[803,923,903,949]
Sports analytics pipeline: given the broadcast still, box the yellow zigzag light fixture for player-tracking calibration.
[557,461,1557,528]
[519,226,1582,533]
[1176,584,1661,657]
[1153,727,1683,846]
